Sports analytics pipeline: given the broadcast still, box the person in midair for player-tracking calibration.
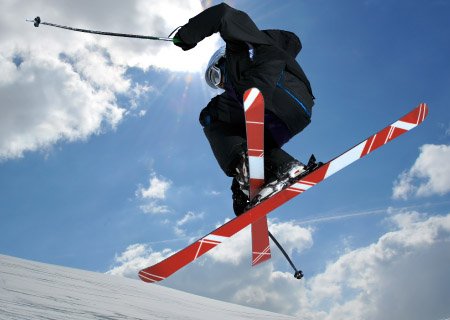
[173,3,315,215]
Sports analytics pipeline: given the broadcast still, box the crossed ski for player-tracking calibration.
[139,92,428,283]
[243,88,272,267]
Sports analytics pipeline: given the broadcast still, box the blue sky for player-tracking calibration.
[1,0,450,318]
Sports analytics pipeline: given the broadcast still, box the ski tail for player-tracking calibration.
[251,217,271,266]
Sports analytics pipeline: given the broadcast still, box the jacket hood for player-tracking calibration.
[262,29,302,58]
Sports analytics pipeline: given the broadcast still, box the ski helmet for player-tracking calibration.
[205,45,226,89]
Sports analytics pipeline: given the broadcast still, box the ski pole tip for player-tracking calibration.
[294,270,304,279]
[26,16,41,27]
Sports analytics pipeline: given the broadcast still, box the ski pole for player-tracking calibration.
[25,16,174,42]
[268,231,303,279]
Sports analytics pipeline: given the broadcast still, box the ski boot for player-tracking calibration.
[231,178,249,216]
[247,154,322,209]
[254,160,306,202]
[234,151,249,196]
[231,151,250,216]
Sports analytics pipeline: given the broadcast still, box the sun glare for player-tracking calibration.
[153,34,223,73]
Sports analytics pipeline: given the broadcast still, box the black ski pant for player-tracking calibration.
[199,87,311,181]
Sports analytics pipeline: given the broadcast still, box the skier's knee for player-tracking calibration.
[199,107,216,127]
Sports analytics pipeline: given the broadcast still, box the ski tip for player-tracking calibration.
[401,103,429,127]
[418,102,429,124]
[243,87,263,112]
[244,87,261,96]
[294,270,304,279]
[421,102,429,118]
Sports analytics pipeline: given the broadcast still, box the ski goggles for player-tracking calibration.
[207,65,222,88]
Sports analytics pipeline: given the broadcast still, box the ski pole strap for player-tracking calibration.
[26,16,173,42]
[268,231,303,279]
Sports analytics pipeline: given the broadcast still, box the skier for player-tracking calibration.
[173,3,315,215]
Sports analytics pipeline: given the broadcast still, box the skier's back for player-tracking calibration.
[173,3,315,215]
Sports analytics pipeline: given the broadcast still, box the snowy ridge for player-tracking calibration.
[0,255,294,320]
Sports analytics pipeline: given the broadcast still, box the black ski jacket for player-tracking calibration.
[177,3,315,136]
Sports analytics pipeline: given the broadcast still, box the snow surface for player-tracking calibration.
[0,254,295,320]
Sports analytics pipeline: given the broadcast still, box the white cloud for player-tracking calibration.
[107,212,450,319]
[207,222,251,266]
[13,0,219,72]
[128,82,156,111]
[204,190,221,196]
[298,212,450,320]
[82,0,221,72]
[177,211,204,226]
[0,0,220,160]
[393,144,450,199]
[174,211,204,236]
[136,173,172,214]
[0,47,128,160]
[138,110,147,117]
[139,202,171,215]
[138,175,172,200]
[269,220,314,255]
[107,243,174,278]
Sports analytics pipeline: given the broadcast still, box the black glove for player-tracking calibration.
[173,32,197,51]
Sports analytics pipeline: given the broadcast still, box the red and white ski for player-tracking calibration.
[243,88,271,267]
[138,103,428,283]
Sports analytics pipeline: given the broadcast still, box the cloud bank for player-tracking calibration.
[108,212,450,319]
[0,0,219,160]
[393,144,450,199]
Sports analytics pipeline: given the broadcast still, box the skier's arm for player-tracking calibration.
[173,3,269,51]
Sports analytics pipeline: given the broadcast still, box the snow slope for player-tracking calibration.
[0,254,294,320]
